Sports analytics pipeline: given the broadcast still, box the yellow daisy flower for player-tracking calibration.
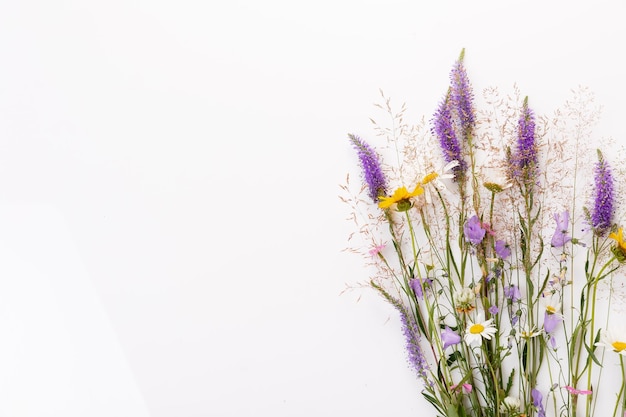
[609,227,626,256]
[378,185,424,210]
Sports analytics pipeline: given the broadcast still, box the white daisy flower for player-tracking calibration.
[481,168,512,194]
[595,327,626,355]
[464,318,497,345]
[421,161,459,204]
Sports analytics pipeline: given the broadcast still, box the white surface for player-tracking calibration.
[0,1,624,416]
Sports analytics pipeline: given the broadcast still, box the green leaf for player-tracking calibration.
[446,350,463,367]
[584,336,602,367]
[505,368,515,395]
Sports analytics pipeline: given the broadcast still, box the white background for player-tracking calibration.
[0,1,625,416]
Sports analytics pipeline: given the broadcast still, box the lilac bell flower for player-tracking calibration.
[504,285,522,301]
[495,240,511,259]
[464,215,486,244]
[441,327,461,349]
[551,211,572,247]
[532,388,546,417]
[543,311,563,334]
[549,335,557,349]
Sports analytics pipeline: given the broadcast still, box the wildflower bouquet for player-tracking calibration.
[341,50,626,417]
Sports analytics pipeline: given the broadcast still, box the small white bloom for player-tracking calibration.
[595,327,626,355]
[464,318,497,345]
[521,327,543,339]
[455,287,474,304]
[454,287,476,313]
[500,396,521,412]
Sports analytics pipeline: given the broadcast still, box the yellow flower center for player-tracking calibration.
[546,306,556,314]
[612,341,626,352]
[469,324,484,334]
[484,182,504,193]
[421,172,438,184]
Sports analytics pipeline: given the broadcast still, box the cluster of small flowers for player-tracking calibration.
[344,50,626,417]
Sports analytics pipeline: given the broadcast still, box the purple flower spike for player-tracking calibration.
[441,327,461,349]
[398,307,429,380]
[432,93,467,181]
[450,49,475,138]
[464,215,486,245]
[495,240,511,259]
[509,97,538,183]
[591,150,614,236]
[543,311,563,334]
[348,134,387,204]
[551,211,572,248]
[432,50,475,182]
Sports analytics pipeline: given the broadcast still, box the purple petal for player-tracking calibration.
[409,278,423,299]
[495,240,511,259]
[543,311,563,334]
[464,215,486,244]
[551,211,572,247]
[441,327,461,349]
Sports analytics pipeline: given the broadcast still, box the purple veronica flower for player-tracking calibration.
[590,150,614,236]
[441,327,461,349]
[409,278,423,299]
[432,93,467,181]
[450,49,475,138]
[543,312,563,334]
[551,211,572,247]
[509,97,538,183]
[371,283,431,384]
[488,305,499,315]
[348,134,387,203]
[398,307,430,381]
[504,285,522,301]
[532,388,546,417]
[464,215,486,244]
[495,240,511,259]
[431,50,475,182]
